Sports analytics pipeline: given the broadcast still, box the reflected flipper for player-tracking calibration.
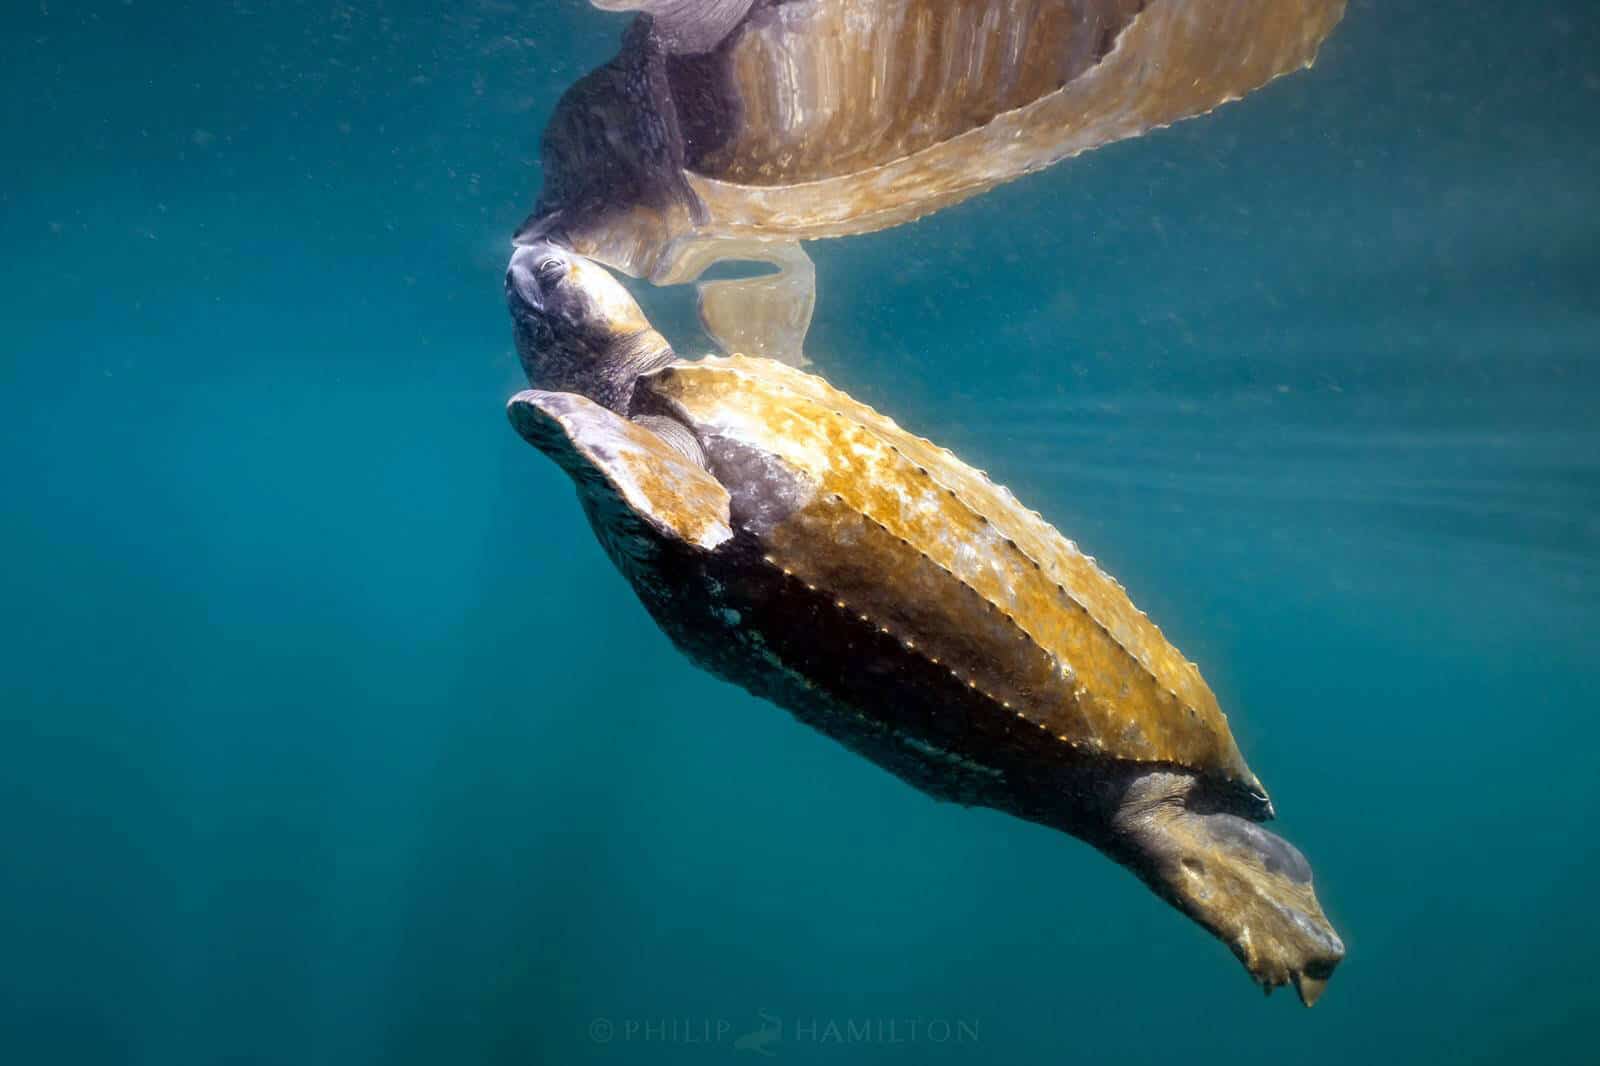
[655,237,816,367]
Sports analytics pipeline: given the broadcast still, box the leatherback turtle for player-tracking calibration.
[503,240,1345,1003]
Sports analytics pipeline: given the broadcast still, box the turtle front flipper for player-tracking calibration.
[509,390,732,555]
[656,236,816,367]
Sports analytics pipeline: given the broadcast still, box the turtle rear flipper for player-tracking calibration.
[508,390,732,553]
[1111,771,1345,1005]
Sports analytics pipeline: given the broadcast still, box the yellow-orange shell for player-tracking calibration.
[641,356,1266,797]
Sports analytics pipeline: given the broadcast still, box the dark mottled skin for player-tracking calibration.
[507,247,675,414]
[522,19,708,246]
[699,435,809,538]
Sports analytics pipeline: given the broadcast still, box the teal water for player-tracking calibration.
[3,2,1597,1063]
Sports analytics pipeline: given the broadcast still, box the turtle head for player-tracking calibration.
[510,16,708,269]
[507,241,674,414]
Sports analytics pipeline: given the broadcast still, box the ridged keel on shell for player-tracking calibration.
[643,357,1264,799]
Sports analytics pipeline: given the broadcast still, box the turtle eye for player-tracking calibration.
[534,256,567,285]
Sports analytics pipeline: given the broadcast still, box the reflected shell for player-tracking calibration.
[541,0,1347,275]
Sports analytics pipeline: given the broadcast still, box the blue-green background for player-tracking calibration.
[3,2,1596,1063]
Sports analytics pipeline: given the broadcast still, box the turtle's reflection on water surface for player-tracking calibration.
[518,0,1346,364]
